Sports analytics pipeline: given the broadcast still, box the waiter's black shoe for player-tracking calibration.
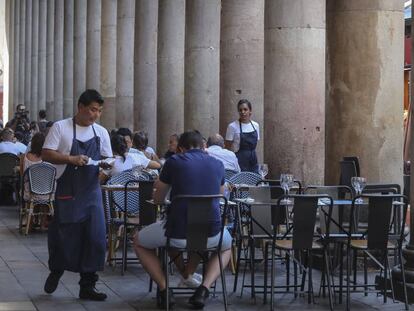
[157,288,175,309]
[79,287,107,301]
[188,285,209,309]
[44,271,63,294]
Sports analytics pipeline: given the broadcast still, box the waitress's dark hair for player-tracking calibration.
[237,99,252,111]
[111,134,128,162]
[78,89,104,107]
[133,131,148,150]
[30,132,45,157]
[178,130,203,150]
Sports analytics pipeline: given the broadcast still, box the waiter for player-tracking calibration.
[42,89,113,300]
[225,99,260,172]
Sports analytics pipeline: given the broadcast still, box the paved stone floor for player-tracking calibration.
[0,205,410,310]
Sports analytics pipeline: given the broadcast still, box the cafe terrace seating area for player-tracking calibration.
[0,155,411,311]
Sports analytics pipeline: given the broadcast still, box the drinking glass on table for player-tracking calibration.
[351,176,367,204]
[280,173,294,203]
[258,164,269,181]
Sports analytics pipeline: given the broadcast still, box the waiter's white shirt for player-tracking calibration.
[43,118,113,179]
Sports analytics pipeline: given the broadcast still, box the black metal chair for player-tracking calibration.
[339,161,358,193]
[343,156,360,177]
[268,194,334,311]
[345,194,408,311]
[0,153,20,205]
[163,194,229,311]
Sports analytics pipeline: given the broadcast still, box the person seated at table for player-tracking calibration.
[163,133,179,160]
[133,130,232,309]
[103,134,160,178]
[0,128,27,155]
[207,134,240,173]
[116,127,133,151]
[132,131,160,161]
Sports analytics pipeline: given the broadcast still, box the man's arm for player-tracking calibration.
[42,148,88,166]
[153,179,171,204]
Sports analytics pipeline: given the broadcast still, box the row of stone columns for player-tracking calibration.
[5,0,404,186]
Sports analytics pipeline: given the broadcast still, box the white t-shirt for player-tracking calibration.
[129,146,156,155]
[225,120,260,153]
[105,152,151,177]
[0,141,27,155]
[43,118,113,178]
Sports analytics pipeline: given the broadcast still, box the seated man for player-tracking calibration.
[206,133,240,173]
[133,130,232,309]
[0,128,27,155]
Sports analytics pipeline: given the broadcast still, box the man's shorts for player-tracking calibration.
[136,221,233,250]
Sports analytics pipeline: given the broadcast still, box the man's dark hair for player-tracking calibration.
[78,89,104,107]
[30,132,45,157]
[16,104,24,112]
[207,134,224,148]
[117,127,132,139]
[38,109,47,119]
[178,130,203,150]
[133,131,148,150]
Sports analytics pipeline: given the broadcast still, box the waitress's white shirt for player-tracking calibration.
[225,120,260,153]
[43,118,113,179]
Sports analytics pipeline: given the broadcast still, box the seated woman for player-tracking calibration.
[132,131,160,161]
[103,134,160,178]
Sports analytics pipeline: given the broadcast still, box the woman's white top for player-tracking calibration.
[105,152,151,177]
[225,120,260,153]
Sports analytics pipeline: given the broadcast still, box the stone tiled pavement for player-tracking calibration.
[0,205,410,310]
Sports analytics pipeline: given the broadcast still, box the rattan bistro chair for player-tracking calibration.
[20,163,56,235]
[162,194,229,311]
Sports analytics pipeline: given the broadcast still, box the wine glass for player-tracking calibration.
[258,164,269,181]
[351,176,366,203]
[280,173,294,203]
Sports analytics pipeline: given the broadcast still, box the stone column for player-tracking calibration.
[13,0,19,112]
[18,0,25,106]
[264,0,326,183]
[157,0,185,153]
[63,0,74,118]
[326,0,404,185]
[24,0,32,111]
[38,0,47,112]
[220,0,264,162]
[30,0,39,120]
[185,0,221,138]
[86,0,101,90]
[8,0,15,119]
[46,0,54,120]
[116,0,135,130]
[134,0,158,147]
[74,0,87,113]
[54,0,64,120]
[100,0,117,129]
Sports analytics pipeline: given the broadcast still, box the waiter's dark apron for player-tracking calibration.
[48,119,106,273]
[235,121,258,173]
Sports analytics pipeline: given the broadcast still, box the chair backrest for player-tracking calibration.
[224,169,238,181]
[275,194,333,250]
[171,194,226,252]
[351,194,407,250]
[0,153,20,177]
[138,180,156,226]
[25,162,56,195]
[404,175,410,201]
[339,160,357,188]
[106,168,150,214]
[363,183,401,195]
[343,156,360,177]
[228,172,262,199]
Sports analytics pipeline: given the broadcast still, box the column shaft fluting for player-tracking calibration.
[63,0,74,118]
[185,0,221,137]
[18,0,25,106]
[30,0,39,120]
[220,0,265,161]
[53,0,64,120]
[134,0,158,147]
[8,0,15,119]
[74,0,87,112]
[100,0,117,129]
[38,0,47,112]
[86,0,101,90]
[46,0,54,120]
[264,0,326,183]
[157,0,185,153]
[116,0,135,129]
[24,0,32,111]
[13,0,19,113]
[326,0,404,184]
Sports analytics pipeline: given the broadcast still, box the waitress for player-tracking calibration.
[41,90,113,301]
[225,99,260,172]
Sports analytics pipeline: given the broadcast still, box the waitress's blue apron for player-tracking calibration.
[235,121,258,173]
[48,119,106,273]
